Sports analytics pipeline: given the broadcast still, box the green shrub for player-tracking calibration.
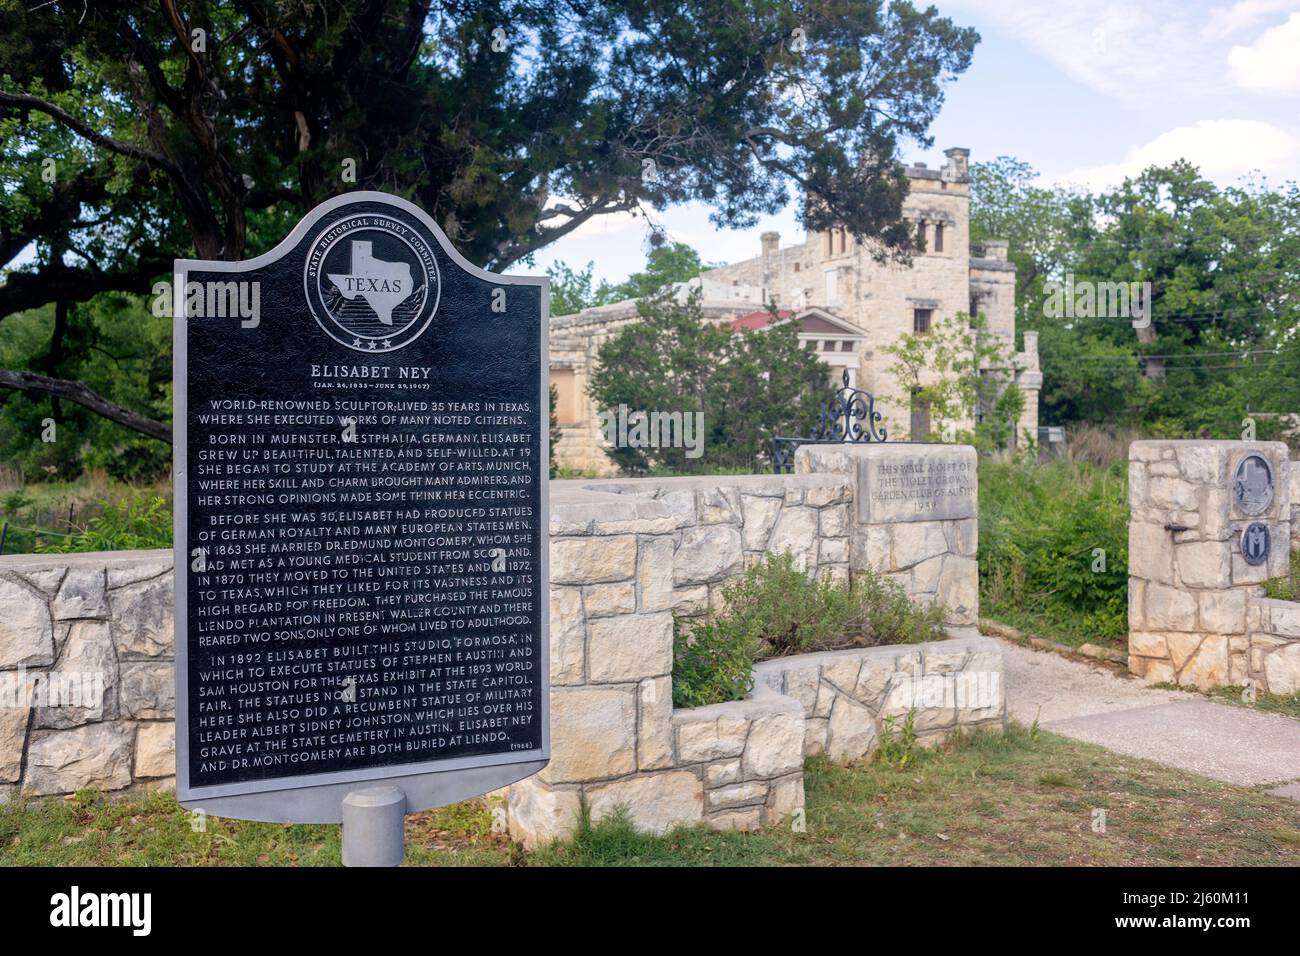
[671,552,948,708]
[714,552,859,657]
[36,495,172,553]
[978,458,1128,641]
[671,617,757,709]
[850,569,949,647]
[1262,549,1300,601]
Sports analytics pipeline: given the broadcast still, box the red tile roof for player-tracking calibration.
[730,309,794,330]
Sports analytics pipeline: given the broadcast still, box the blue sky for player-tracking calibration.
[530,0,1300,286]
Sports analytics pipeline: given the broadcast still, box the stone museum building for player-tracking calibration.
[550,147,1042,475]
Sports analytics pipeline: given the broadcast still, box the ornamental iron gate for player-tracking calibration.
[772,369,888,473]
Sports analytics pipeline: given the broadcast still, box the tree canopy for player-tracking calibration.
[970,156,1300,440]
[547,241,716,316]
[1,0,978,314]
[587,289,828,472]
[0,0,979,458]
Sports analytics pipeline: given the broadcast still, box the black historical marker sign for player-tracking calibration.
[173,192,548,822]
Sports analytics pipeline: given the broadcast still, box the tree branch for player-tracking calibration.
[0,258,171,322]
[161,0,207,83]
[494,197,638,270]
[114,15,188,118]
[0,91,182,178]
[0,167,109,268]
[0,369,172,443]
[246,185,301,209]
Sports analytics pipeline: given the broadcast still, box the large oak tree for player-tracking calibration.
[0,0,977,448]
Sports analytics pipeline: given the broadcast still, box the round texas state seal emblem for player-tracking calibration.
[303,212,440,353]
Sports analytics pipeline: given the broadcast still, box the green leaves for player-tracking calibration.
[34,493,172,553]
[882,310,1020,451]
[671,552,948,708]
[671,617,756,709]
[2,2,981,445]
[4,0,981,286]
[978,458,1129,641]
[971,155,1300,440]
[587,286,826,472]
[547,242,710,316]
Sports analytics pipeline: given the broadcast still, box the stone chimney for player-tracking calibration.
[983,239,1009,261]
[761,231,780,287]
[942,147,970,184]
[1023,330,1039,366]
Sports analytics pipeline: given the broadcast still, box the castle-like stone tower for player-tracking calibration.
[550,148,1042,475]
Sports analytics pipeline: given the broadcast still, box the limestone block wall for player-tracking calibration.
[666,693,806,833]
[1246,597,1300,695]
[516,476,849,844]
[581,473,855,614]
[511,456,996,847]
[794,443,979,626]
[753,634,1003,760]
[0,551,175,802]
[1127,440,1292,688]
[0,448,996,850]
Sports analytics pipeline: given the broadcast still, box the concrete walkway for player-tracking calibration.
[999,640,1300,795]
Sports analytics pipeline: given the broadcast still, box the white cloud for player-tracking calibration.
[1204,0,1299,38]
[531,197,805,284]
[1052,119,1296,189]
[1228,12,1300,91]
[542,202,642,241]
[943,0,1217,105]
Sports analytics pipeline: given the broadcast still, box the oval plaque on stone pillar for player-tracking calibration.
[1241,522,1271,566]
[1232,453,1274,515]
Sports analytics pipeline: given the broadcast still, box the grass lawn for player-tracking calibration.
[3,724,1298,867]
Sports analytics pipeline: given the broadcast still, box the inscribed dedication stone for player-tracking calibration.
[856,445,976,524]
[174,192,548,818]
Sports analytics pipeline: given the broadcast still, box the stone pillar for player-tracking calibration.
[794,443,979,626]
[508,486,688,848]
[982,239,1008,261]
[1291,461,1300,550]
[1015,332,1042,449]
[1128,440,1291,688]
[760,231,780,291]
[942,147,970,183]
